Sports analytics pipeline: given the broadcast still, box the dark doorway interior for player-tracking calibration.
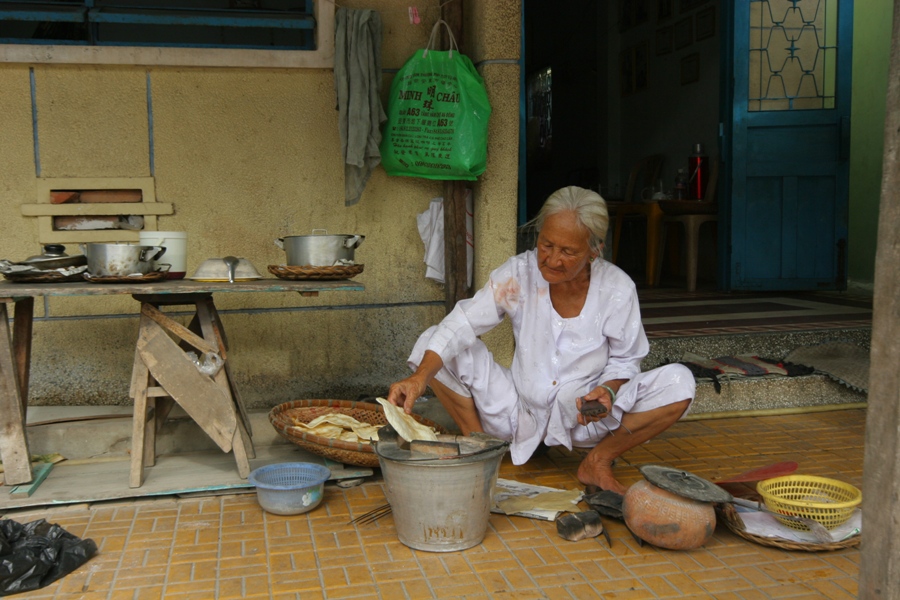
[522,1,722,287]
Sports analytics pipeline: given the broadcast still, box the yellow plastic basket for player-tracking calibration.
[756,475,862,531]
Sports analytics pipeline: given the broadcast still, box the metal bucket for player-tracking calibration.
[374,434,508,552]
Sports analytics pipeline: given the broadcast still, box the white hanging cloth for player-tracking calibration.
[416,192,473,287]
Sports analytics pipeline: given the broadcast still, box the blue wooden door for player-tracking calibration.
[724,0,853,290]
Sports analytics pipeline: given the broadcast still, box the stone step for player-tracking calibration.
[644,326,871,370]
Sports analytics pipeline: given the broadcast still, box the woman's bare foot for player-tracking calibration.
[577,453,628,495]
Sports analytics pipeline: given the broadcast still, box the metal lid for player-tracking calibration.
[374,430,509,464]
[18,245,87,269]
[639,465,732,503]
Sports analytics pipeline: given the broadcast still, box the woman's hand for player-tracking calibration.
[387,375,429,415]
[386,351,445,414]
[576,380,626,426]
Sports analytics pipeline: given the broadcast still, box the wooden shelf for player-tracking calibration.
[26,177,172,244]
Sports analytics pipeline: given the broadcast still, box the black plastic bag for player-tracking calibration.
[0,518,97,596]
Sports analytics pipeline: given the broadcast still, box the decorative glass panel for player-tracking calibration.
[748,0,838,111]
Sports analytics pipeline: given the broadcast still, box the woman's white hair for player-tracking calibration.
[525,186,609,255]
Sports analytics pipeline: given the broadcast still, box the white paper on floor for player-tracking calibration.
[737,507,861,543]
[491,478,583,521]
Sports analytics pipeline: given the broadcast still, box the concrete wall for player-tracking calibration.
[0,0,521,408]
[848,0,894,290]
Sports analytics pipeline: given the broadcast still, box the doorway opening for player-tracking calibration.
[521,0,722,289]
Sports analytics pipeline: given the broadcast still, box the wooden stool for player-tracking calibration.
[129,293,254,488]
[0,297,34,485]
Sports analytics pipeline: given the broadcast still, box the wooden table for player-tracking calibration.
[609,201,664,287]
[0,279,364,486]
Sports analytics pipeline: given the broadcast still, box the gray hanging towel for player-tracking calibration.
[334,8,386,206]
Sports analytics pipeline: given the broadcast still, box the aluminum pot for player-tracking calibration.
[81,243,166,276]
[274,230,365,267]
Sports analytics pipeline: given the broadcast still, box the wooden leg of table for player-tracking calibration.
[12,298,34,405]
[206,301,230,352]
[195,299,255,473]
[154,394,175,434]
[232,420,252,479]
[130,342,150,489]
[0,303,33,485]
[198,299,254,447]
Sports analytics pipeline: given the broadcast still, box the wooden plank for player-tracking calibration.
[21,202,174,216]
[0,303,32,485]
[154,397,176,433]
[12,298,33,403]
[441,0,469,314]
[137,321,236,452]
[0,279,364,297]
[128,330,149,400]
[0,444,369,511]
[231,424,252,479]
[195,301,254,464]
[9,462,53,497]
[205,301,230,353]
[141,303,219,355]
[203,301,252,438]
[443,183,470,313]
[859,6,900,596]
[130,316,153,488]
[35,176,156,201]
[34,227,141,245]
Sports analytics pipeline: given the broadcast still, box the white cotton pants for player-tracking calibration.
[409,326,696,447]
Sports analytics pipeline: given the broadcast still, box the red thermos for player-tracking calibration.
[688,143,709,200]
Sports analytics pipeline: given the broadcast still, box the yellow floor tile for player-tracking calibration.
[1,410,866,600]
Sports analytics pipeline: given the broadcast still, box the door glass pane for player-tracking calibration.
[748,0,838,111]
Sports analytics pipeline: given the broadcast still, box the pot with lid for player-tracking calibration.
[15,244,87,270]
[622,465,724,550]
[275,230,365,267]
[81,243,166,277]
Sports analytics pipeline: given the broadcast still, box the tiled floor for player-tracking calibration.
[7,408,865,599]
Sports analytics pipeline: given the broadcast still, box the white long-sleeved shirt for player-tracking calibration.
[423,250,649,462]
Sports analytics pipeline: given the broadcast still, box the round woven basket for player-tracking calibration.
[757,475,861,531]
[715,502,860,552]
[268,399,446,467]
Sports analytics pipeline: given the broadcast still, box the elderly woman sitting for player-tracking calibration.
[387,186,694,494]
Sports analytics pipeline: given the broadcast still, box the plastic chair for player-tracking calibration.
[655,156,720,292]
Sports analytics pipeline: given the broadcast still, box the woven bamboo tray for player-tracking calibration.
[716,503,860,551]
[83,270,169,284]
[3,270,86,283]
[268,264,364,281]
[269,399,446,467]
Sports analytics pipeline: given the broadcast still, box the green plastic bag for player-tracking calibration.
[380,20,491,180]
